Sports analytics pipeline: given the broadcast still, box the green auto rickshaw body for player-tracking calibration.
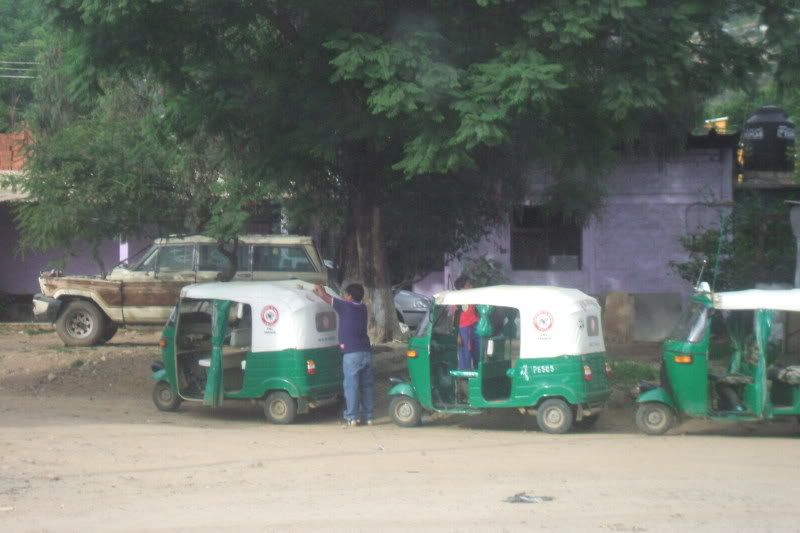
[636,288,800,433]
[152,280,342,422]
[390,285,611,430]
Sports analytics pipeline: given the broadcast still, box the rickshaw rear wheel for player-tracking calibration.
[389,395,422,427]
[264,391,297,424]
[152,381,182,412]
[635,402,674,435]
[536,398,573,434]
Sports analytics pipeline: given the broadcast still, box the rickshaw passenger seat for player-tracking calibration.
[716,374,753,385]
[198,353,247,370]
[768,365,800,385]
[449,369,478,379]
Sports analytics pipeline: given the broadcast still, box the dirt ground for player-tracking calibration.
[1,325,799,532]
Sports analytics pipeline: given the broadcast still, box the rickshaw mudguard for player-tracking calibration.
[258,378,301,399]
[636,387,677,410]
[533,386,579,406]
[388,382,418,401]
[151,368,167,382]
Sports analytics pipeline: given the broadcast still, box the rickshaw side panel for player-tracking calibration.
[303,346,344,396]
[581,352,612,404]
[663,339,709,416]
[502,354,609,408]
[234,347,342,400]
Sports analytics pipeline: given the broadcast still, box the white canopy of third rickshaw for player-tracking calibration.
[435,285,605,358]
[713,289,800,312]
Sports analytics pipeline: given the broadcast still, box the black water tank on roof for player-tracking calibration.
[741,105,795,172]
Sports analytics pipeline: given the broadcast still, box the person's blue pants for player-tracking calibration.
[458,326,479,370]
[342,351,374,422]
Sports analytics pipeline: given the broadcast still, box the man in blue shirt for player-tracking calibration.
[314,283,373,427]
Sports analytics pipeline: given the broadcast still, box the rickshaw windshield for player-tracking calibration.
[668,301,709,343]
[431,305,453,335]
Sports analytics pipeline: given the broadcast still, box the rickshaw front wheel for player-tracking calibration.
[536,398,574,434]
[264,391,297,424]
[152,381,182,412]
[635,402,674,435]
[389,395,422,427]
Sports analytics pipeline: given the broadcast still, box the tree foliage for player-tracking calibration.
[12,41,250,276]
[671,192,799,291]
[22,0,800,339]
[0,0,43,131]
[14,77,180,274]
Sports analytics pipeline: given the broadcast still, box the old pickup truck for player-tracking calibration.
[34,234,327,346]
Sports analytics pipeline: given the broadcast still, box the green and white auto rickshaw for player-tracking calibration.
[388,285,611,433]
[151,280,342,424]
[636,287,800,435]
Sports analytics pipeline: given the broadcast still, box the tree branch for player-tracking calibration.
[263,3,300,45]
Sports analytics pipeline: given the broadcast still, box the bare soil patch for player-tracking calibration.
[1,325,798,532]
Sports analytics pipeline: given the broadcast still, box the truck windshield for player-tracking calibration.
[134,246,159,272]
[668,301,709,343]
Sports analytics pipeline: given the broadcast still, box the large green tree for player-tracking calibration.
[0,0,42,131]
[37,0,799,340]
[12,38,251,276]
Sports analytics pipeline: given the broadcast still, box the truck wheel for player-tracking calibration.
[55,300,107,346]
[264,391,297,424]
[536,398,574,434]
[152,381,182,412]
[102,324,119,343]
[635,402,675,435]
[389,395,422,427]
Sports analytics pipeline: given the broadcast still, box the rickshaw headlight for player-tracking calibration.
[406,349,418,358]
[306,360,316,375]
[604,362,612,377]
[583,364,593,381]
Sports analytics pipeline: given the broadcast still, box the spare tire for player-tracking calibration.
[55,300,108,346]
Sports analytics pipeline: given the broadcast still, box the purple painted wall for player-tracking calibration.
[415,149,733,297]
[0,203,124,294]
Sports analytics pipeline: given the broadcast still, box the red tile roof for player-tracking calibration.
[0,131,31,171]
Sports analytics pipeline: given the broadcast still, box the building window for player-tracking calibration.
[510,206,582,271]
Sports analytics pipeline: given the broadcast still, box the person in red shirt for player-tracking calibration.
[454,275,479,370]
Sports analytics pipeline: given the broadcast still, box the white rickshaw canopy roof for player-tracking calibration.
[436,285,605,358]
[712,289,800,312]
[435,285,598,314]
[180,280,338,352]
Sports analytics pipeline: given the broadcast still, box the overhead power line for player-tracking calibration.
[0,61,37,79]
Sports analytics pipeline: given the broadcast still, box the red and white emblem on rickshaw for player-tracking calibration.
[260,305,280,326]
[533,311,554,332]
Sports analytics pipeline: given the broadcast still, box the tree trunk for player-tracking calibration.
[347,185,402,343]
[216,237,239,281]
[92,243,108,279]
